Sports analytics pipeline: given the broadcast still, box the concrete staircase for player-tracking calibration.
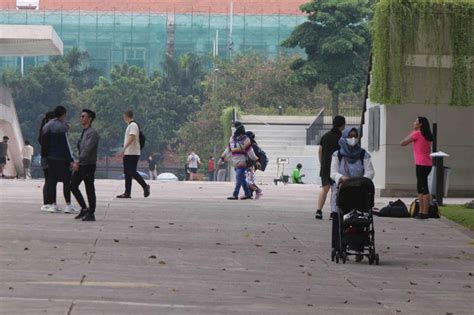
[240,115,320,185]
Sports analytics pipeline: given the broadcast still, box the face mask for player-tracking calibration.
[346,138,358,147]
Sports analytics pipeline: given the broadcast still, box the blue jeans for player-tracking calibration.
[233,167,250,197]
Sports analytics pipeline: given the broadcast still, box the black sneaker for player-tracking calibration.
[415,213,429,220]
[227,196,238,200]
[144,184,150,198]
[116,193,131,199]
[240,195,252,200]
[82,213,96,221]
[74,208,89,220]
[315,210,323,220]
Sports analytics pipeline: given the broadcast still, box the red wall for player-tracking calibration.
[0,0,309,14]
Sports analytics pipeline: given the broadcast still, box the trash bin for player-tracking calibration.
[428,166,450,197]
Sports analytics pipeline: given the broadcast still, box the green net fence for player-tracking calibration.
[0,9,305,75]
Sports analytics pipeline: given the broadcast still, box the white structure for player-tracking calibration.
[0,25,63,177]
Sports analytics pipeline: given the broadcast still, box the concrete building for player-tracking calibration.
[0,0,307,75]
[0,24,63,177]
[362,1,474,197]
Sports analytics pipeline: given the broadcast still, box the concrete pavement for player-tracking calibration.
[0,179,473,314]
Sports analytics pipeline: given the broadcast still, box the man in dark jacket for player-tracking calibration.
[315,115,345,220]
[42,106,75,213]
[71,109,100,221]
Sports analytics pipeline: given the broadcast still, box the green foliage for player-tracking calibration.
[370,0,474,106]
[282,0,373,114]
[175,54,332,159]
[2,58,75,149]
[90,63,201,155]
[2,50,205,159]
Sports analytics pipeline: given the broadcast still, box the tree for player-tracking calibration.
[90,64,200,156]
[175,53,332,160]
[282,0,372,116]
[2,59,74,150]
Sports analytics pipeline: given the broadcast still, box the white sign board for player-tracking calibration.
[277,158,289,164]
[16,0,39,10]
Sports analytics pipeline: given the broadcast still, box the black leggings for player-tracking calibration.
[416,165,432,195]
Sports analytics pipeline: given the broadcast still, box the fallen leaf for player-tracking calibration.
[154,226,160,229]
[9,287,13,290]
[463,284,471,288]
[159,260,166,265]
[254,280,260,283]
[307,304,313,307]
[242,290,247,293]
[268,251,278,254]
[114,239,119,243]
[344,300,348,304]
[409,281,417,285]
[149,255,157,259]
[129,225,134,228]
[307,272,312,276]
[169,223,175,225]
[255,244,263,247]
[24,248,29,251]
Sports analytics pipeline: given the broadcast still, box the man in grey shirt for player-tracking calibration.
[71,109,100,222]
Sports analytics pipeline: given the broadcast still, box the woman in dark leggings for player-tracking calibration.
[400,117,433,219]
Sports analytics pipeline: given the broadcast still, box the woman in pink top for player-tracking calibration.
[400,117,433,219]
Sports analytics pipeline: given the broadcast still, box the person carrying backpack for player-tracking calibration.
[116,110,150,199]
[245,131,263,199]
[330,127,375,262]
[220,122,259,200]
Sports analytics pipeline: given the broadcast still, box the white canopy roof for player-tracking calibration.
[0,25,63,57]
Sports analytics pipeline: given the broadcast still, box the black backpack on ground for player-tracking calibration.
[131,121,146,150]
[376,199,409,217]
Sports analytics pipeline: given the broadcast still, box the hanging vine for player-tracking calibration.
[370,0,474,106]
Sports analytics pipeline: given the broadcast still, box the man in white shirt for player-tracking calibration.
[22,140,34,179]
[187,152,201,181]
[116,110,150,199]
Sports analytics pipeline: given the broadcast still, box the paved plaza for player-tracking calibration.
[0,180,473,314]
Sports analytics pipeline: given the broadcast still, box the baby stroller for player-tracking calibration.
[331,177,379,265]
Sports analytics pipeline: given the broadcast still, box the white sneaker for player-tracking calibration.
[64,204,80,214]
[47,204,61,213]
[40,204,52,212]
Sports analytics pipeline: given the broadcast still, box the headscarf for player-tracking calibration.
[338,127,363,164]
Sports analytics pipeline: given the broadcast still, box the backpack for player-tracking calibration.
[376,199,409,217]
[409,199,420,217]
[409,199,440,218]
[131,121,146,150]
[429,200,440,218]
[255,147,268,172]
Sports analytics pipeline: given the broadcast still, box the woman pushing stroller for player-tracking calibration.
[330,127,375,262]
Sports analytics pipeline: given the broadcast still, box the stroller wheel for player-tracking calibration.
[375,254,380,265]
[335,252,340,264]
[368,252,374,265]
